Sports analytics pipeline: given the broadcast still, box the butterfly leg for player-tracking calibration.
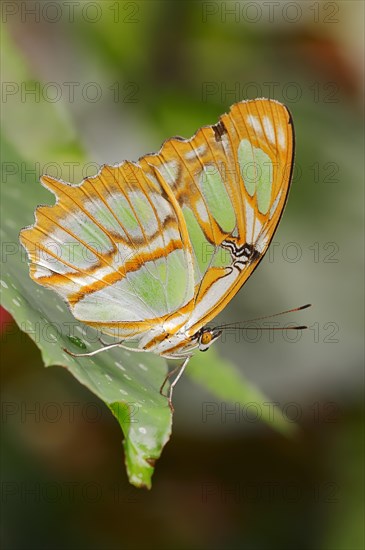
[160,356,191,412]
[63,341,125,358]
[98,335,125,347]
[159,365,180,402]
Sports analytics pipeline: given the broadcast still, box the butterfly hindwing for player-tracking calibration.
[20,162,196,339]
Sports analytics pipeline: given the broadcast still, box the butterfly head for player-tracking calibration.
[197,327,222,352]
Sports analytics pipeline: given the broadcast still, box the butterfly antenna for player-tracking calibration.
[214,303,311,330]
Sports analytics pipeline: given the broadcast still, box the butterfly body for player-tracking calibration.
[136,321,221,358]
[20,99,294,374]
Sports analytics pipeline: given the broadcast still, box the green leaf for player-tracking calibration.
[187,348,297,437]
[1,130,172,489]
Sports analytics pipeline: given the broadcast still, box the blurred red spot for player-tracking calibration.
[0,306,13,332]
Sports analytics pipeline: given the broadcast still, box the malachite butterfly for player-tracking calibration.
[20,98,295,403]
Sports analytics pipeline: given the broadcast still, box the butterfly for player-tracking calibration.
[20,98,295,406]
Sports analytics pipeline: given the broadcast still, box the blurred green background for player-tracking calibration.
[1,1,364,549]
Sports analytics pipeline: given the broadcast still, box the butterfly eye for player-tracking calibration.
[200,332,213,346]
[198,329,222,352]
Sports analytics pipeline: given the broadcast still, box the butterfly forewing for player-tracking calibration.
[140,99,294,336]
